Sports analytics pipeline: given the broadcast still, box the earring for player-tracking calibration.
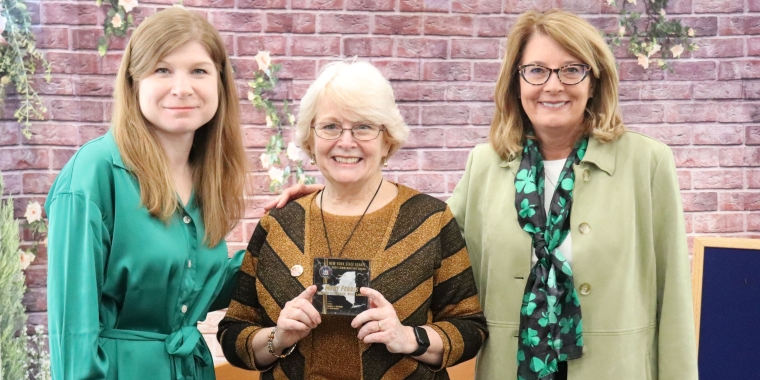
[310,157,315,165]
[382,158,388,167]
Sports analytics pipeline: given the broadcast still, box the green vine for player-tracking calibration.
[0,0,51,139]
[0,173,51,379]
[95,0,136,57]
[607,0,698,70]
[248,51,315,193]
[20,200,46,268]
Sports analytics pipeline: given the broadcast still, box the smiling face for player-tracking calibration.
[312,99,391,190]
[138,41,219,142]
[519,33,591,136]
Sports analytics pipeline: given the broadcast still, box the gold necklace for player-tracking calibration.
[319,179,383,258]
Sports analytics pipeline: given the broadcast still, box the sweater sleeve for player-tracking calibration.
[650,146,699,379]
[217,218,274,371]
[47,192,110,380]
[426,206,488,369]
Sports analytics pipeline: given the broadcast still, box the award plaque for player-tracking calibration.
[313,257,371,316]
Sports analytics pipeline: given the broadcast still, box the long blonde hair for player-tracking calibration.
[112,7,247,246]
[491,9,625,160]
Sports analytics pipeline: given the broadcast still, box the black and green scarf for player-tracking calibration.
[514,137,588,380]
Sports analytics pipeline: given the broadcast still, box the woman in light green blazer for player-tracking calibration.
[446,10,698,380]
[267,9,698,380]
[46,8,249,380]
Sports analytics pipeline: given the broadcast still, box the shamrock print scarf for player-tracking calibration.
[514,137,588,380]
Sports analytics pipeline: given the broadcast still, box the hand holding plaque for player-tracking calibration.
[313,258,371,316]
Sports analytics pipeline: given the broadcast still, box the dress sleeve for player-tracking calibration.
[216,219,274,371]
[47,192,109,380]
[208,249,246,311]
[426,206,488,369]
[650,147,699,379]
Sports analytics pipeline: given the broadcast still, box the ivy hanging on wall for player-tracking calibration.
[248,51,316,193]
[0,0,51,139]
[96,0,137,56]
[608,0,698,70]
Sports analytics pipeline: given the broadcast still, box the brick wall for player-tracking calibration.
[2,0,758,365]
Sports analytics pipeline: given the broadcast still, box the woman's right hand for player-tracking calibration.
[272,285,322,351]
[264,184,324,211]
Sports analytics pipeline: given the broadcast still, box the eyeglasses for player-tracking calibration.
[312,122,386,141]
[518,64,591,86]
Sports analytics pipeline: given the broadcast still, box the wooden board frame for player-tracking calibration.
[691,236,760,355]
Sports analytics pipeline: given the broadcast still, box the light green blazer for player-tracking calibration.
[448,132,698,380]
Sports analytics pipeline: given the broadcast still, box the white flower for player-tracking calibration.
[247,91,254,101]
[659,8,666,16]
[688,28,695,37]
[607,0,615,4]
[268,166,284,184]
[288,114,295,125]
[260,153,271,169]
[265,115,273,128]
[118,0,138,13]
[670,44,684,58]
[618,26,626,36]
[287,142,301,161]
[20,250,35,270]
[626,0,636,4]
[111,14,123,28]
[647,42,661,57]
[25,201,42,224]
[637,54,650,69]
[254,51,272,72]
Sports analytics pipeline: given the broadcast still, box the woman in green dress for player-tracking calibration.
[45,8,248,380]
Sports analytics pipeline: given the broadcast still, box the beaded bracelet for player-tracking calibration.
[268,327,297,359]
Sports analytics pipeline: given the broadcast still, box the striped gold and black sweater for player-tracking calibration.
[218,183,487,380]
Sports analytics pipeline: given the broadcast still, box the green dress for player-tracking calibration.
[45,131,244,380]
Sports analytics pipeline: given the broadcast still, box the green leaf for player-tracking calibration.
[518,198,536,218]
[98,41,108,57]
[523,223,539,234]
[529,357,545,372]
[560,177,574,191]
[521,328,540,347]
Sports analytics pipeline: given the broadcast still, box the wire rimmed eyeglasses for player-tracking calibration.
[311,122,386,141]
[518,63,591,86]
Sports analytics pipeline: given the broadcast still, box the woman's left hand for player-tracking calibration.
[351,287,416,354]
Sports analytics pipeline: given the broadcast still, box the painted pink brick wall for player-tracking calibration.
[2,0,759,363]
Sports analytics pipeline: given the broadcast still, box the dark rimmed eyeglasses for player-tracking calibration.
[517,63,591,86]
[311,122,386,141]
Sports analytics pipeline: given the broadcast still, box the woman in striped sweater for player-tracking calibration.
[217,61,487,380]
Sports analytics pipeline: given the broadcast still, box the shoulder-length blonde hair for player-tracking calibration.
[112,7,247,247]
[294,61,409,159]
[491,9,625,160]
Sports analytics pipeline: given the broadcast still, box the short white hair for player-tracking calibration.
[295,61,409,158]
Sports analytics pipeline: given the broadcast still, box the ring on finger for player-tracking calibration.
[377,321,383,331]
